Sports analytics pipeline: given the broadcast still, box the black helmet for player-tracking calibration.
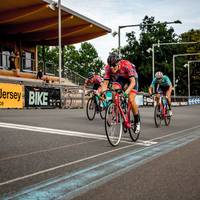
[88,71,95,79]
[107,53,120,67]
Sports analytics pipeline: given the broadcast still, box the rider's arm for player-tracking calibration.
[101,80,109,93]
[101,65,110,93]
[83,79,88,90]
[148,86,153,95]
[125,77,135,94]
[149,78,156,95]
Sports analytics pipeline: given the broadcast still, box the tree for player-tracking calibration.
[121,15,178,92]
[37,42,105,79]
[120,15,200,95]
[78,42,104,77]
[175,29,200,95]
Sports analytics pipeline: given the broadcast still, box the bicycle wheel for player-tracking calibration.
[105,102,122,146]
[100,91,112,120]
[129,111,140,142]
[99,101,106,120]
[154,104,162,128]
[164,105,171,126]
[64,95,72,109]
[86,97,96,120]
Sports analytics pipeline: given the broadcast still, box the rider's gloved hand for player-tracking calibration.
[124,92,128,98]
[148,93,152,97]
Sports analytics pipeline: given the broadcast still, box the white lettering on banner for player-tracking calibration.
[29,91,48,106]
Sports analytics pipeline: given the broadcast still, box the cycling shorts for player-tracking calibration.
[115,76,138,93]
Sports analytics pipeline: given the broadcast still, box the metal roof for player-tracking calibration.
[0,0,111,45]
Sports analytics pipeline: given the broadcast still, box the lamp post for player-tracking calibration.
[48,0,62,84]
[152,41,198,81]
[113,20,181,57]
[173,53,200,96]
[185,60,200,97]
[58,0,62,84]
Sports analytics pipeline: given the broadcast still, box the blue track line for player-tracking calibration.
[3,129,200,200]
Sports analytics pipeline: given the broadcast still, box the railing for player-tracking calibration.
[0,52,86,86]
[63,66,86,86]
[60,85,86,108]
[38,61,56,76]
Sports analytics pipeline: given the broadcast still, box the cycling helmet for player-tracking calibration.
[155,71,163,79]
[88,71,95,79]
[107,53,120,67]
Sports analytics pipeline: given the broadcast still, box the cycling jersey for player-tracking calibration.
[104,60,138,80]
[85,75,103,90]
[150,75,172,93]
[85,75,102,85]
[104,60,138,91]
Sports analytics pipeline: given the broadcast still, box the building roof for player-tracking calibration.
[0,0,111,46]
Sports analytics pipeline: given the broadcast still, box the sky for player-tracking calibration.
[60,0,200,63]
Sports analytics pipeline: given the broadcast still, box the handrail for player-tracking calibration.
[63,65,86,86]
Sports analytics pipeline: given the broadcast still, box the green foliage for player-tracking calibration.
[37,42,105,78]
[120,15,200,95]
[37,17,200,95]
[177,30,200,95]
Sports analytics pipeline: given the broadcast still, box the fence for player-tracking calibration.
[60,85,86,109]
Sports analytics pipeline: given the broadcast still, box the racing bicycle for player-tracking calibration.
[105,86,141,146]
[86,90,112,120]
[153,92,171,127]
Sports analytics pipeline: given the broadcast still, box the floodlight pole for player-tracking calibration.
[173,53,200,97]
[187,60,200,97]
[58,0,62,84]
[117,20,181,57]
[152,41,198,81]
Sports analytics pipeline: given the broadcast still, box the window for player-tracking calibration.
[21,51,35,72]
[1,51,10,69]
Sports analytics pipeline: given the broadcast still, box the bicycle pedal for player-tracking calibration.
[123,127,127,133]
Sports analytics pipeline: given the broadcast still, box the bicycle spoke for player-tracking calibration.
[129,111,140,142]
[86,97,96,120]
[105,103,122,146]
[154,104,162,127]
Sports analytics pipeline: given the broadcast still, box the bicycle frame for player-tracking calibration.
[92,91,107,109]
[105,89,141,146]
[158,94,168,119]
[113,91,131,129]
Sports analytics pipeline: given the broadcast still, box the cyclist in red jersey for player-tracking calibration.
[101,53,140,133]
[84,71,103,92]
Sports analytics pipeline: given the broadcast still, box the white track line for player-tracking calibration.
[0,122,148,146]
[0,143,137,187]
[0,122,199,187]
[0,140,97,162]
[0,122,106,140]
[150,125,200,141]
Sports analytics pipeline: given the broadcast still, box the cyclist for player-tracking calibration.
[101,53,140,133]
[148,71,173,116]
[84,71,103,92]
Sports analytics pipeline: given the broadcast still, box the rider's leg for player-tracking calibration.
[129,91,140,124]
[166,86,172,110]
[166,86,173,115]
[155,93,160,106]
[129,91,140,133]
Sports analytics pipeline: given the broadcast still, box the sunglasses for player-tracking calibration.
[110,65,118,69]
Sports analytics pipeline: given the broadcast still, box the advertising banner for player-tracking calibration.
[188,97,200,105]
[0,83,23,108]
[172,96,188,106]
[143,95,154,106]
[25,86,61,108]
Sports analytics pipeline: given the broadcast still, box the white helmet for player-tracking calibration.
[155,71,163,79]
